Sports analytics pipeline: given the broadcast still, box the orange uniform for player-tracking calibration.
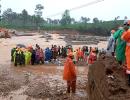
[63,55,77,93]
[63,57,76,81]
[122,29,130,74]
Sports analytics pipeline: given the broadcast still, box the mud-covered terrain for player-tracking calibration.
[0,63,88,100]
[0,31,108,99]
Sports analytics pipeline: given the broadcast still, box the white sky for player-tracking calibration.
[1,0,130,21]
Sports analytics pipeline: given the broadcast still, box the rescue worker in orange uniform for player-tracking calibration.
[121,20,130,85]
[63,52,77,93]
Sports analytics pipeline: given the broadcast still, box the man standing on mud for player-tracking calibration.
[63,53,77,94]
[121,20,130,85]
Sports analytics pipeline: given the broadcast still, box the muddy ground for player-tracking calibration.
[0,63,88,100]
[0,32,107,100]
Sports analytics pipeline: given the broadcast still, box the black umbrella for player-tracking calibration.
[16,44,26,48]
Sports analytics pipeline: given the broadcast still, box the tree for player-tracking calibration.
[80,17,90,23]
[93,17,99,23]
[2,8,15,24]
[114,16,120,20]
[35,4,44,17]
[71,18,76,24]
[33,15,43,26]
[47,18,52,24]
[60,10,71,25]
[53,19,60,24]
[21,9,28,27]
[34,4,44,31]
[0,1,1,21]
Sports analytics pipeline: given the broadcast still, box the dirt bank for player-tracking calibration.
[88,55,130,100]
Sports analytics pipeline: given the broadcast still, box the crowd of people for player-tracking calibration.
[11,43,100,94]
[10,42,100,94]
[11,44,99,66]
[106,20,130,85]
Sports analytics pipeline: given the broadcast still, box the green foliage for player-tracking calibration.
[93,17,99,23]
[41,20,124,36]
[0,8,125,36]
[60,10,71,25]
[80,17,90,23]
[21,9,28,27]
[35,4,44,17]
